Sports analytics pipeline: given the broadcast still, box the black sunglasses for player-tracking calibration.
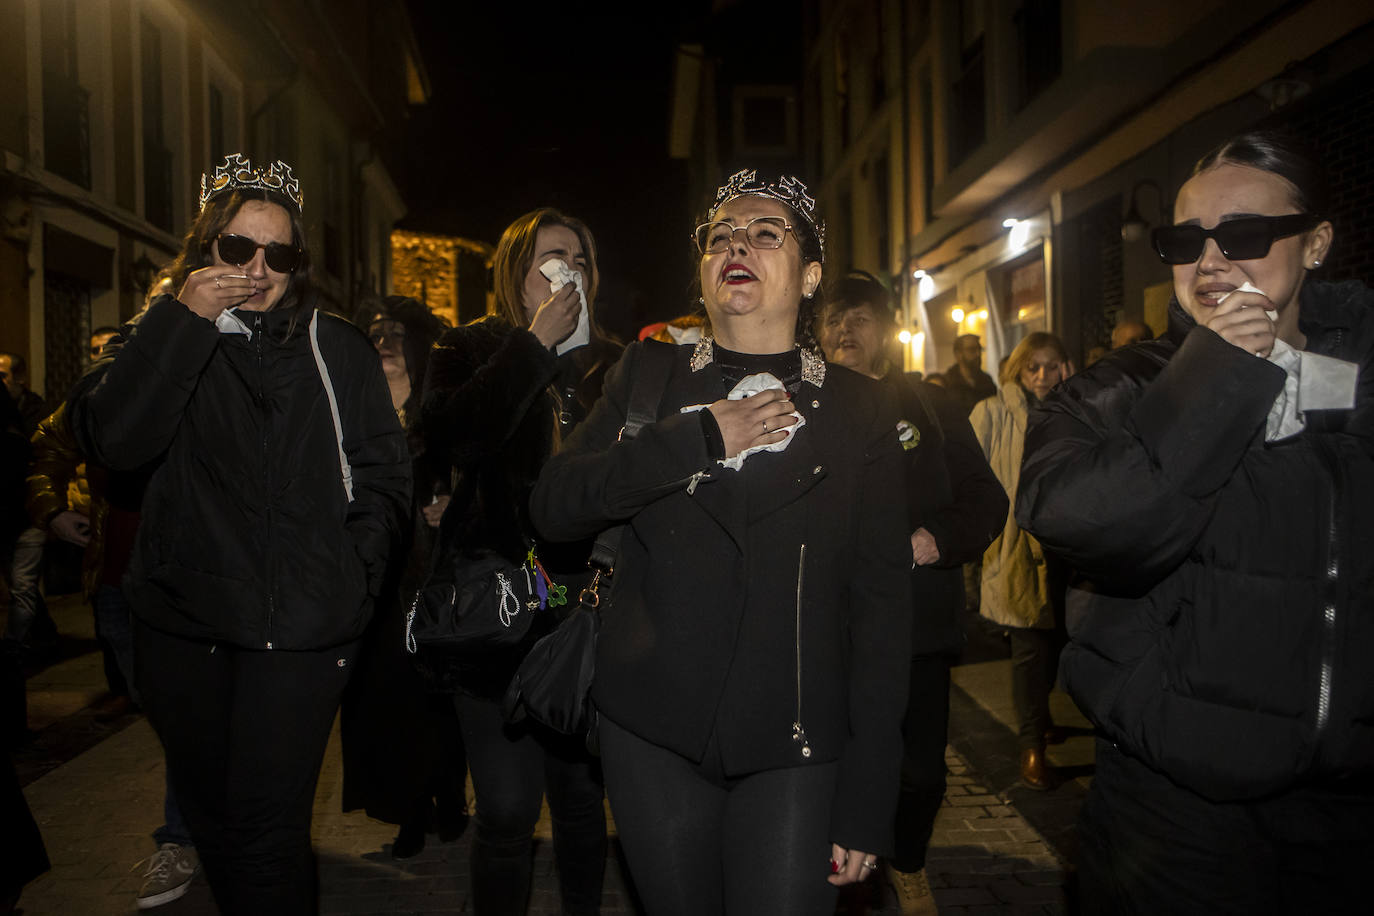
[1151,214,1319,265]
[213,233,302,273]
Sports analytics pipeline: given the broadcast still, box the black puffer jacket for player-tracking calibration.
[68,295,411,650]
[1016,279,1374,801]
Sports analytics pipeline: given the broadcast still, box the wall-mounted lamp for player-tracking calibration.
[1002,218,1019,229]
[1121,180,1163,243]
[1254,64,1313,112]
[951,307,966,323]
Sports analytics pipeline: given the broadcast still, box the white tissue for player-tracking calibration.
[539,259,590,355]
[679,372,806,470]
[1216,282,1359,441]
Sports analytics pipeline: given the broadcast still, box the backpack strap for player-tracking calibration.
[308,309,356,503]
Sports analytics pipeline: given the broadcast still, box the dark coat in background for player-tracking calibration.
[67,295,411,651]
[886,372,1007,655]
[1016,280,1374,801]
[531,341,913,855]
[340,299,463,826]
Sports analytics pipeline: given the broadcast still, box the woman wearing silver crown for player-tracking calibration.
[67,155,410,915]
[531,170,912,913]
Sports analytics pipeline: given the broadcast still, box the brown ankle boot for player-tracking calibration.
[885,863,938,916]
[1019,746,1058,790]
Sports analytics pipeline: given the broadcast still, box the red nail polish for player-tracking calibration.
[829,859,839,874]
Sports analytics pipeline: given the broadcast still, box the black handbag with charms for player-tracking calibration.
[404,540,567,695]
[502,341,675,745]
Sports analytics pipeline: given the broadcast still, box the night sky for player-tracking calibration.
[399,1,712,340]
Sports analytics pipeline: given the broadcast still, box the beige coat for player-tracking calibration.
[969,385,1053,630]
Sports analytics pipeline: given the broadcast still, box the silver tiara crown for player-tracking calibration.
[712,169,826,260]
[199,153,303,212]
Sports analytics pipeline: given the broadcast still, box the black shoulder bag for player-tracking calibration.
[501,342,675,746]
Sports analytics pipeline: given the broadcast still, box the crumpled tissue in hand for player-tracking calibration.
[1217,281,1358,441]
[679,372,805,470]
[539,258,590,355]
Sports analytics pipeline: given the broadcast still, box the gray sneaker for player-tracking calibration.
[136,843,199,909]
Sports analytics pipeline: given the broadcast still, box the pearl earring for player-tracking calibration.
[1311,259,1322,268]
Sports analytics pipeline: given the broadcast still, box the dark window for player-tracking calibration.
[874,151,890,265]
[870,5,886,111]
[835,34,850,150]
[1013,0,1062,110]
[950,30,986,165]
[141,18,173,232]
[323,154,343,278]
[41,0,90,188]
[208,83,225,166]
[919,68,934,222]
[741,96,788,149]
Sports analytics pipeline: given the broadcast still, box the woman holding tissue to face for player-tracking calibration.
[531,171,912,914]
[1016,129,1374,913]
[422,208,618,916]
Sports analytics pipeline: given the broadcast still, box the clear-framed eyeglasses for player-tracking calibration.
[693,216,794,255]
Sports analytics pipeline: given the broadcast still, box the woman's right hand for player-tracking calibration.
[528,285,582,349]
[708,388,798,458]
[178,267,257,321]
[1204,289,1276,358]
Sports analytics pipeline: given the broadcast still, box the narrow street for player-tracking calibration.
[11,594,1090,915]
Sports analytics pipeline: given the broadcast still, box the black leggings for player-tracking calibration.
[599,716,841,916]
[133,620,357,916]
[456,692,606,916]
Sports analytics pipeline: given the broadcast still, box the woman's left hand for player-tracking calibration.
[828,844,879,886]
[421,495,450,528]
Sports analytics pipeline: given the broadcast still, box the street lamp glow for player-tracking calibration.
[1003,218,1019,229]
[951,307,965,323]
[897,329,912,344]
[911,268,928,280]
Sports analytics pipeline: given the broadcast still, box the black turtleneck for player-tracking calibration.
[697,344,804,460]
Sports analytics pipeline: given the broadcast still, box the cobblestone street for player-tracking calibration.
[11,595,1083,915]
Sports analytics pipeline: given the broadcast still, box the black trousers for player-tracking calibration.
[1079,740,1373,915]
[133,620,357,916]
[1008,625,1058,750]
[599,716,841,916]
[891,654,950,873]
[456,692,606,916]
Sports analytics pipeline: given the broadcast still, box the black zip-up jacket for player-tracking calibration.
[1016,280,1374,801]
[531,340,913,855]
[68,295,411,651]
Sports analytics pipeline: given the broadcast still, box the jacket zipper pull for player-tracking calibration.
[686,470,708,495]
[792,721,812,758]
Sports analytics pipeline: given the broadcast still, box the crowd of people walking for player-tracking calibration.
[3,125,1371,916]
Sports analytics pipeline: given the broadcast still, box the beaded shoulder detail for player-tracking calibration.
[687,335,826,387]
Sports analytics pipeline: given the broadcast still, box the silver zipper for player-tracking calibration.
[1316,480,1339,734]
[792,543,811,759]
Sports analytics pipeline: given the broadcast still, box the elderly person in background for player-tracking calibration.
[817,271,1006,915]
[969,332,1073,791]
[1017,129,1374,913]
[532,171,912,914]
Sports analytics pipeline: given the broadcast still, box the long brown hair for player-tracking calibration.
[154,188,313,315]
[491,208,601,333]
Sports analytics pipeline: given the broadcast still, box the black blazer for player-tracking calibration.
[531,339,913,855]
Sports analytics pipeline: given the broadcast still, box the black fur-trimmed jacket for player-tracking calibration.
[68,294,411,651]
[419,317,616,689]
[1016,280,1374,801]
